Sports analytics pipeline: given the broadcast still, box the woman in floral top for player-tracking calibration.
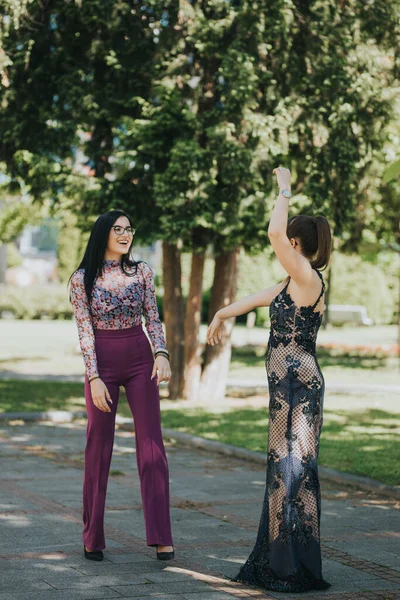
[70,209,174,562]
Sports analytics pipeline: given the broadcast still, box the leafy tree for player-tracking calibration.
[126,0,400,398]
[1,0,399,399]
[0,195,39,244]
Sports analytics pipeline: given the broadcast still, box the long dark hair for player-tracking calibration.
[287,215,332,270]
[69,209,142,302]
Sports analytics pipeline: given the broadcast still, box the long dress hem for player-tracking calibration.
[233,565,331,593]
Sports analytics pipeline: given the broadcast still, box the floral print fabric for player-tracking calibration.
[70,259,167,379]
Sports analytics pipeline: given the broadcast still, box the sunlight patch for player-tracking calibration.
[0,514,31,526]
[10,434,32,442]
[360,445,385,452]
[38,552,66,560]
[113,444,135,453]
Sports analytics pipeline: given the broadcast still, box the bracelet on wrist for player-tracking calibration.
[155,350,170,360]
[89,375,100,383]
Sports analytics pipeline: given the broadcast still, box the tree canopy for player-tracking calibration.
[1,0,399,249]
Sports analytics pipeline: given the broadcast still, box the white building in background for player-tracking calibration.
[6,220,58,286]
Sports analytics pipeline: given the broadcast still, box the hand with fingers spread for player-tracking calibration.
[151,355,171,386]
[89,378,113,413]
[206,312,224,346]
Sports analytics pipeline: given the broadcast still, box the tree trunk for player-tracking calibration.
[199,247,240,402]
[0,244,7,284]
[397,250,400,372]
[182,251,206,402]
[162,241,185,399]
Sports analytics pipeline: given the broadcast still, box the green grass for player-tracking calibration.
[0,380,86,413]
[1,379,398,486]
[159,406,400,487]
[229,347,400,386]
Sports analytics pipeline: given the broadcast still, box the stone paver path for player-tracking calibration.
[0,420,399,600]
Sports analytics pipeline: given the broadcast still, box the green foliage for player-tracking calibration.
[5,242,22,268]
[0,0,178,240]
[383,158,400,184]
[330,253,396,324]
[56,210,89,283]
[0,284,73,319]
[0,195,40,243]
[236,250,398,326]
[1,0,399,251]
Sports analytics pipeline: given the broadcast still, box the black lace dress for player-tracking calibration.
[234,269,331,593]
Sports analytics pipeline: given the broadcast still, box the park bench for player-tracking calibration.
[327,304,374,326]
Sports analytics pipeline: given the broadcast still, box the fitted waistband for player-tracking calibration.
[93,325,144,339]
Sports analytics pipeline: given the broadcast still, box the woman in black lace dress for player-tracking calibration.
[207,167,332,593]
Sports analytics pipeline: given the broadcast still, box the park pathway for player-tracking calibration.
[0,420,399,600]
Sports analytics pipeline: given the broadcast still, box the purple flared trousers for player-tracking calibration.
[82,325,173,551]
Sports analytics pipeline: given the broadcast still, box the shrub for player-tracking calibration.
[0,284,73,320]
[329,253,396,325]
[6,243,23,268]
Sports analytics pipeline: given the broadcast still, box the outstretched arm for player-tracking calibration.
[206,280,287,346]
[268,167,313,286]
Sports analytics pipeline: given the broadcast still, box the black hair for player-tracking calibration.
[287,215,332,270]
[69,209,142,303]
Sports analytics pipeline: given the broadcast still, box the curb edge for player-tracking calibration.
[1,410,399,500]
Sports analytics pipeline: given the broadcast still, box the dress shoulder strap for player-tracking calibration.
[282,276,291,292]
[311,269,325,310]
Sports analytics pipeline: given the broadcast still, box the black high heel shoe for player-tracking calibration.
[156,546,175,561]
[84,545,104,561]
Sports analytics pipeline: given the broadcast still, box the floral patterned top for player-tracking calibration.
[70,259,167,379]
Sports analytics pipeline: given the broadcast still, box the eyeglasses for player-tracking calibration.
[112,226,136,236]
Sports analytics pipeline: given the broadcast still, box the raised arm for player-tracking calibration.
[140,262,167,353]
[268,167,313,286]
[70,270,99,380]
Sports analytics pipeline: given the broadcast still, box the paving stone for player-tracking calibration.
[72,562,158,577]
[105,553,154,564]
[325,540,400,569]
[0,579,55,594]
[41,573,152,589]
[2,421,400,600]
[11,590,122,600]
[180,593,239,600]
[109,580,212,596]
[113,596,184,600]
[195,561,240,579]
[138,570,201,584]
[358,581,400,591]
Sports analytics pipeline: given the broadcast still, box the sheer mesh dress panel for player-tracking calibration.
[234,268,331,593]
